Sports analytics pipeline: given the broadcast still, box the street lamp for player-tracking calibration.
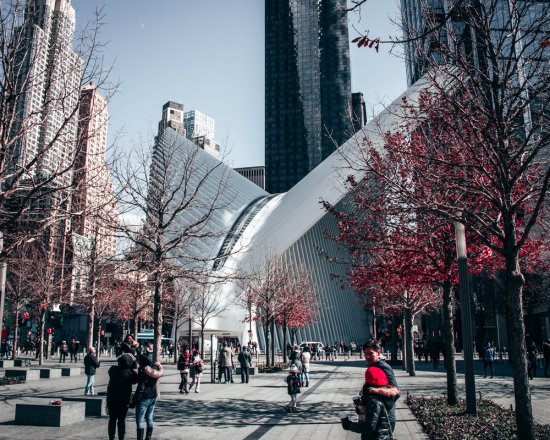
[454,220,477,415]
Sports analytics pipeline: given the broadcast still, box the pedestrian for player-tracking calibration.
[84,347,100,395]
[289,345,302,383]
[107,354,138,440]
[340,366,394,440]
[75,340,81,361]
[484,342,495,379]
[130,355,164,440]
[238,346,252,383]
[189,349,204,393]
[542,339,550,377]
[144,342,154,364]
[361,339,400,431]
[430,340,440,369]
[300,345,311,387]
[220,342,234,383]
[59,340,68,363]
[527,342,538,380]
[69,338,77,362]
[121,335,139,356]
[285,364,301,413]
[177,346,191,394]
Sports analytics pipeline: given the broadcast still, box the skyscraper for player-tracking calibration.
[183,109,221,159]
[7,0,82,187]
[72,83,117,258]
[265,0,352,193]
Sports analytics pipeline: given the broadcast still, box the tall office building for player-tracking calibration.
[401,0,547,87]
[234,166,266,190]
[265,0,353,193]
[72,83,117,259]
[157,101,185,139]
[183,109,221,159]
[69,84,116,303]
[7,0,82,187]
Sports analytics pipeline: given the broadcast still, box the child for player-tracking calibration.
[285,364,301,413]
[341,366,393,440]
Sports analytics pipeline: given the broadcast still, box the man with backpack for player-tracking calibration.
[484,342,495,379]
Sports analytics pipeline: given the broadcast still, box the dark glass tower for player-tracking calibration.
[265,0,352,193]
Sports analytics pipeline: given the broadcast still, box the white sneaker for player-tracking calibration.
[195,390,200,393]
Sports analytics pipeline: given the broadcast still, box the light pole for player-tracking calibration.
[454,221,477,415]
[0,232,6,345]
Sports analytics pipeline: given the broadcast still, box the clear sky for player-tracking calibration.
[72,0,406,169]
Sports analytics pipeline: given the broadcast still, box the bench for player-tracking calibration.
[4,369,41,381]
[15,401,85,426]
[61,367,81,376]
[235,366,258,376]
[0,360,14,368]
[14,359,32,367]
[63,396,107,417]
[39,368,62,379]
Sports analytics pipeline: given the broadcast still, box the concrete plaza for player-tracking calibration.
[0,356,549,439]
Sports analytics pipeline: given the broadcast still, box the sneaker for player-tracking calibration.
[179,390,184,394]
[285,406,290,413]
[195,390,200,393]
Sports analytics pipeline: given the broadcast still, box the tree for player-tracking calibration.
[112,129,232,361]
[348,6,548,430]
[190,278,225,357]
[274,268,320,363]
[242,251,287,367]
[0,0,115,245]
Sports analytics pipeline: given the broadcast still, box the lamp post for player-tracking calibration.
[0,232,6,344]
[454,221,477,415]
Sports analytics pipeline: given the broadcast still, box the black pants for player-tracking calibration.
[60,352,67,363]
[108,405,129,440]
[240,366,249,383]
[484,360,494,378]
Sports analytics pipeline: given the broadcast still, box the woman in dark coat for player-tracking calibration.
[107,355,138,440]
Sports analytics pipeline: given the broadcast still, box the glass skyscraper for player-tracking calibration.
[265,0,352,193]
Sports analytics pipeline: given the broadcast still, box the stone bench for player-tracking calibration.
[63,396,106,417]
[15,401,85,426]
[0,360,14,368]
[235,366,258,376]
[14,359,32,367]
[4,369,41,381]
[61,367,81,376]
[39,368,62,379]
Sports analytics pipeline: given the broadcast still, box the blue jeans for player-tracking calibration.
[84,374,95,395]
[136,398,157,429]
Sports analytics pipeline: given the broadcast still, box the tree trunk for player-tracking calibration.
[12,308,19,359]
[264,323,271,367]
[391,315,398,364]
[271,319,275,366]
[404,307,415,376]
[505,255,534,440]
[153,275,163,363]
[283,319,288,363]
[200,327,205,359]
[96,321,101,358]
[86,297,95,351]
[38,309,45,366]
[401,314,408,371]
[173,324,179,364]
[442,281,457,405]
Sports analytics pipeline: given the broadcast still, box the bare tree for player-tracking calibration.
[112,129,233,361]
[241,251,289,367]
[191,278,225,357]
[0,0,116,244]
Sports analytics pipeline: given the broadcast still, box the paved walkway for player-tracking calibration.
[1,357,549,439]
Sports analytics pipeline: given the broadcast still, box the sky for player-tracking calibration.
[72,0,407,169]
